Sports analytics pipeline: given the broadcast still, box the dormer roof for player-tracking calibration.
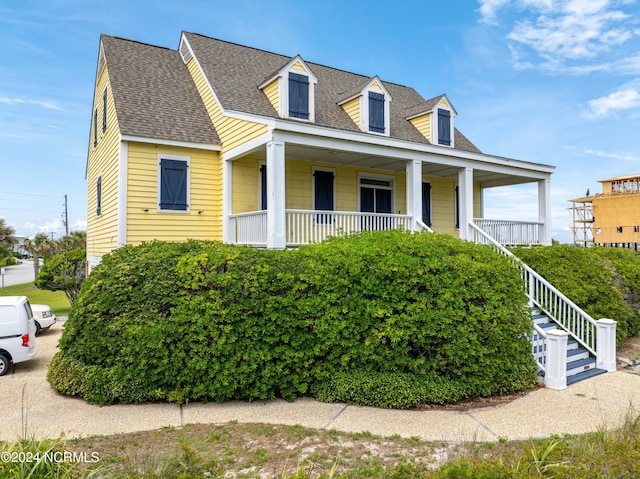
[259,55,318,89]
[337,76,392,105]
[404,94,457,120]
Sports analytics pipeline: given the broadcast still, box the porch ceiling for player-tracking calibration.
[243,143,541,187]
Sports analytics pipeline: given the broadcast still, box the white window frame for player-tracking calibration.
[433,106,455,148]
[357,172,395,213]
[360,86,391,137]
[157,154,191,214]
[422,179,432,226]
[102,86,108,134]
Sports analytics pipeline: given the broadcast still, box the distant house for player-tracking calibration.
[85,32,554,269]
[569,173,640,249]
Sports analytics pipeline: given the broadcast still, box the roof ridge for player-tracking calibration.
[183,31,412,90]
[102,34,175,52]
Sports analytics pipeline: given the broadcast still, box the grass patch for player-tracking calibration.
[1,413,639,478]
[0,282,71,316]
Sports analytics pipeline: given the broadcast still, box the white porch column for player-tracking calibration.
[596,318,617,372]
[538,178,552,246]
[545,329,568,390]
[266,140,286,249]
[223,157,233,243]
[406,160,422,231]
[457,167,474,240]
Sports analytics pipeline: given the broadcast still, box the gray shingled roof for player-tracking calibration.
[183,32,481,154]
[101,35,220,146]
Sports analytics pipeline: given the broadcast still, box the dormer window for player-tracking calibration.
[405,95,456,148]
[368,92,385,133]
[260,55,317,122]
[437,108,451,146]
[288,72,309,119]
[339,76,392,136]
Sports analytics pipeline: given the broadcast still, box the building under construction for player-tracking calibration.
[569,173,640,249]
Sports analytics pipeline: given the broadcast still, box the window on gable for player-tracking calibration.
[438,109,451,146]
[159,158,189,211]
[102,88,107,133]
[96,175,102,216]
[369,92,385,133]
[288,72,309,119]
[93,108,98,148]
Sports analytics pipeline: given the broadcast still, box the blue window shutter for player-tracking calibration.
[260,164,267,210]
[422,182,431,226]
[454,185,459,229]
[314,170,334,211]
[102,89,107,133]
[160,159,188,210]
[438,109,451,146]
[288,72,309,119]
[96,176,102,216]
[93,108,98,147]
[369,92,385,133]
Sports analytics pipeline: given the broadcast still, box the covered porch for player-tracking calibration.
[223,131,553,248]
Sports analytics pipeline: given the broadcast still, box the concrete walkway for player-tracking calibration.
[2,325,640,443]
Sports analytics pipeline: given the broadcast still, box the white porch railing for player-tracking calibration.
[473,219,543,246]
[470,221,598,354]
[286,209,413,245]
[229,209,417,246]
[531,323,548,374]
[229,211,267,245]
[470,221,617,389]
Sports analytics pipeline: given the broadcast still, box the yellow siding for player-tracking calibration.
[126,142,222,244]
[186,58,268,154]
[474,182,483,219]
[232,156,261,213]
[262,79,279,112]
[342,97,361,129]
[439,98,449,108]
[410,114,431,142]
[427,177,457,237]
[86,65,121,258]
[370,81,382,91]
[291,60,306,72]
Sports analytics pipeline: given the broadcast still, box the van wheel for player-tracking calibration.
[0,353,10,376]
[35,322,42,337]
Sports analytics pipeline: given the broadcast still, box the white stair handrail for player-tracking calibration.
[469,221,598,355]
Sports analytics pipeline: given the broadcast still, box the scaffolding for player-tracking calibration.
[568,197,594,247]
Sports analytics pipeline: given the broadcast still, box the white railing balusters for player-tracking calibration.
[470,221,599,357]
[473,219,543,246]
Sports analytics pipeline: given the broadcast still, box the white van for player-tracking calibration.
[0,296,38,375]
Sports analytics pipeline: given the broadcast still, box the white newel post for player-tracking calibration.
[538,178,552,246]
[406,160,422,231]
[545,329,568,390]
[266,140,286,249]
[458,167,474,241]
[596,318,617,372]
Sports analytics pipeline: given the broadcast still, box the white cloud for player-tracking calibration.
[582,147,640,161]
[0,97,63,111]
[583,87,640,118]
[71,219,86,231]
[478,0,639,73]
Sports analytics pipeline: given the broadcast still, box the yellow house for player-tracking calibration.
[86,32,555,269]
[569,173,640,248]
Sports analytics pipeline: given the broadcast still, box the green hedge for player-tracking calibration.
[50,231,537,407]
[512,245,640,343]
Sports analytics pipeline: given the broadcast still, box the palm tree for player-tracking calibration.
[0,219,17,266]
[23,233,56,278]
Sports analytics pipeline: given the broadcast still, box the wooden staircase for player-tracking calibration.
[532,309,607,386]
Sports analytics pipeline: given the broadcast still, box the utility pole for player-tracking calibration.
[64,194,69,236]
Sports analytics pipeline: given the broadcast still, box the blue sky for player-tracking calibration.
[1,0,639,243]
